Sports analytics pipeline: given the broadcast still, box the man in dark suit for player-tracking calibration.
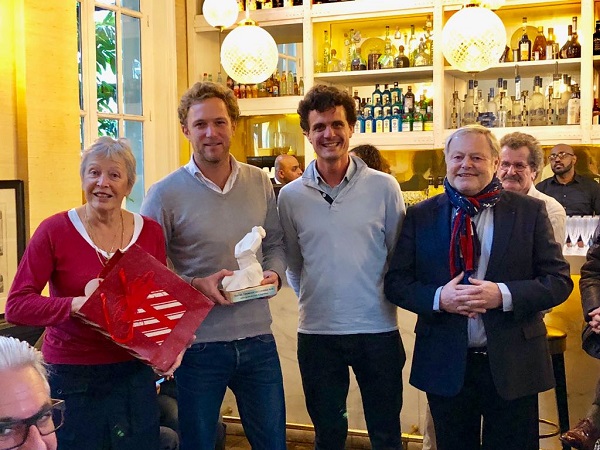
[384,124,573,450]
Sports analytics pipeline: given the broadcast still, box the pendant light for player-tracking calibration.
[220,1,279,85]
[442,1,507,73]
[202,0,239,31]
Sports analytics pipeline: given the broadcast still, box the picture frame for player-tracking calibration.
[0,180,26,314]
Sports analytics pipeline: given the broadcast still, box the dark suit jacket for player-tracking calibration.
[384,190,573,401]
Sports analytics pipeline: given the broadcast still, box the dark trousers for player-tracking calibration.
[427,352,539,450]
[49,360,159,450]
[297,331,405,450]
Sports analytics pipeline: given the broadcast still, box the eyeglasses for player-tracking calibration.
[0,399,64,450]
[548,152,575,161]
[499,161,529,172]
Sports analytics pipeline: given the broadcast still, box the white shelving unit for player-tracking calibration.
[188,0,599,154]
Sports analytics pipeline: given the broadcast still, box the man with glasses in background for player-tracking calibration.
[0,336,63,450]
[536,143,600,216]
[498,132,566,245]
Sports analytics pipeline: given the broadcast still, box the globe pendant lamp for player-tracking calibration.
[202,0,239,31]
[442,2,506,73]
[220,5,279,85]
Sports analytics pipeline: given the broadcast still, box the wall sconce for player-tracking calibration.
[442,2,506,73]
[220,2,279,85]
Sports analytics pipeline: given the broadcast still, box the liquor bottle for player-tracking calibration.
[293,73,299,95]
[404,85,415,113]
[372,84,383,106]
[382,111,392,134]
[355,110,365,134]
[560,25,572,59]
[372,96,383,119]
[518,17,532,62]
[414,38,429,66]
[394,45,410,68]
[408,25,417,66]
[280,71,288,96]
[379,25,394,69]
[298,77,304,95]
[390,82,402,106]
[401,109,413,132]
[448,90,461,129]
[546,86,557,125]
[364,110,375,134]
[382,84,392,107]
[287,70,294,96]
[532,26,547,60]
[328,49,341,72]
[272,72,280,97]
[463,79,477,125]
[567,83,581,124]
[412,102,424,131]
[392,89,403,117]
[567,17,581,58]
[556,75,571,125]
[423,94,433,131]
[511,95,522,127]
[391,108,402,132]
[353,90,361,113]
[216,72,224,85]
[322,30,330,71]
[394,25,401,39]
[374,110,384,133]
[497,91,508,127]
[520,90,529,127]
[239,83,246,99]
[502,80,513,126]
[362,97,374,119]
[492,78,503,107]
[594,21,600,56]
[208,73,213,82]
[202,72,208,82]
[485,88,498,127]
[529,76,546,126]
[546,27,558,60]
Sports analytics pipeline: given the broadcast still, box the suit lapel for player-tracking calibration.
[432,195,452,275]
[486,193,516,278]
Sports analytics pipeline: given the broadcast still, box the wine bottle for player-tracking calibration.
[518,17,532,61]
[566,17,581,58]
[594,21,600,56]
[532,26,547,60]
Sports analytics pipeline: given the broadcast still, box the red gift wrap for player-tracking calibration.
[78,244,213,372]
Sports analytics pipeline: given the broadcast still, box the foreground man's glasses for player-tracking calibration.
[0,399,64,450]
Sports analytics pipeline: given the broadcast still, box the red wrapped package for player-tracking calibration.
[77,244,213,372]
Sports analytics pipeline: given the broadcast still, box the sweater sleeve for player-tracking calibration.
[278,186,303,296]
[260,175,286,281]
[5,219,74,326]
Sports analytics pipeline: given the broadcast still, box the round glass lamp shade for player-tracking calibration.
[202,0,239,30]
[221,22,279,85]
[442,6,506,73]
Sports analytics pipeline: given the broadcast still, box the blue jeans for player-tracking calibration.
[176,334,286,450]
[298,331,405,450]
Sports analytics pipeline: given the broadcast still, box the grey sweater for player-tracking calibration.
[141,162,286,342]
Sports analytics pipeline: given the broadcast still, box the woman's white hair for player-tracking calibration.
[0,336,49,388]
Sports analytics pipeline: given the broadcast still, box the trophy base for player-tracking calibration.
[224,284,277,303]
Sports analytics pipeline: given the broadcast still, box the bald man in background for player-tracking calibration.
[274,154,303,185]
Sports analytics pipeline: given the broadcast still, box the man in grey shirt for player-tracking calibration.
[141,82,286,450]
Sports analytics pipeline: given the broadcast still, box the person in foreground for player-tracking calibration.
[0,336,62,450]
[561,238,600,450]
[278,85,406,450]
[384,124,573,450]
[141,81,287,450]
[5,136,173,449]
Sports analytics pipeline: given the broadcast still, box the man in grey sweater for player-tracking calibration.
[141,82,287,450]
[278,85,406,450]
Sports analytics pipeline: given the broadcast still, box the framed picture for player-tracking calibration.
[0,180,26,314]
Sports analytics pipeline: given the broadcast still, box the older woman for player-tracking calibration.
[5,136,166,449]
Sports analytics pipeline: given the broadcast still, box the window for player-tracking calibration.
[78,0,176,212]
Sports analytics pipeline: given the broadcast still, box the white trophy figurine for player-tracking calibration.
[222,226,268,296]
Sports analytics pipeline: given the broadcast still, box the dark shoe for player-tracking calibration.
[560,418,600,450]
